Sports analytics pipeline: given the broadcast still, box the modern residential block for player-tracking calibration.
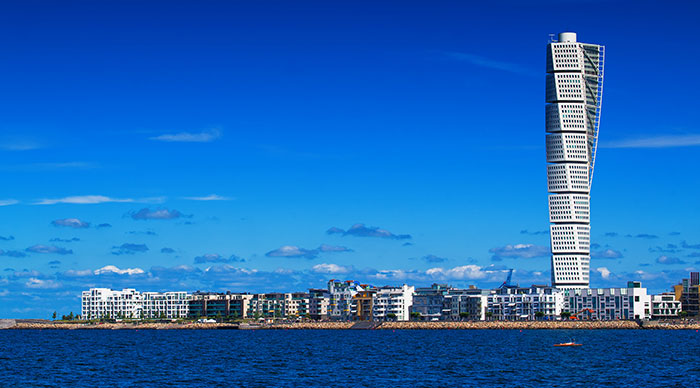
[651,293,682,319]
[564,281,651,320]
[487,285,564,321]
[81,288,191,320]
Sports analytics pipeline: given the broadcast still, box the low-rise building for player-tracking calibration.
[651,293,682,319]
[411,283,454,321]
[328,280,365,321]
[286,292,310,318]
[488,285,564,321]
[308,288,330,320]
[142,291,190,319]
[444,288,490,321]
[81,288,142,320]
[353,289,376,321]
[248,293,288,319]
[81,288,191,320]
[188,292,252,319]
[411,284,490,321]
[564,281,651,320]
[372,284,414,321]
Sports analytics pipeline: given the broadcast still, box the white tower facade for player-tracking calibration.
[546,32,605,289]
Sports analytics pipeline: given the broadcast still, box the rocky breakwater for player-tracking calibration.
[9,320,238,330]
[640,320,700,330]
[264,322,354,330]
[380,320,642,330]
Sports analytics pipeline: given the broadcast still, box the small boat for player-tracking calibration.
[553,341,582,347]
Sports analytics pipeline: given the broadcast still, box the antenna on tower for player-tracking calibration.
[548,33,557,43]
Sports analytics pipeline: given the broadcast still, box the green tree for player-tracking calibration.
[52,311,57,320]
[410,312,421,321]
[560,311,572,320]
[387,313,397,321]
[215,312,222,323]
[535,311,545,320]
[485,312,493,321]
[459,312,470,321]
[679,311,689,318]
[68,312,74,321]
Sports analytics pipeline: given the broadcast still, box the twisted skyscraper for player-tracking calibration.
[546,32,605,289]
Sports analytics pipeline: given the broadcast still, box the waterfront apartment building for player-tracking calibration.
[81,288,191,320]
[142,291,191,319]
[188,292,253,319]
[372,285,415,321]
[411,284,490,321]
[286,292,311,318]
[546,32,605,290]
[411,284,452,321]
[309,288,330,320]
[247,293,287,318]
[444,288,490,321]
[81,288,142,320]
[651,293,682,319]
[564,281,651,320]
[487,285,564,321]
[328,279,365,321]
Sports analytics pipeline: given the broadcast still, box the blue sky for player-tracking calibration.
[1,0,699,318]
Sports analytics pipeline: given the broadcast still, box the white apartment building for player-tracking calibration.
[487,286,564,321]
[546,32,605,290]
[142,291,191,319]
[286,292,311,317]
[328,279,364,321]
[81,288,191,320]
[372,284,414,321]
[564,281,651,320]
[81,288,142,320]
[651,293,682,319]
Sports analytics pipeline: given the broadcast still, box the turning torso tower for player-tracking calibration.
[545,32,605,290]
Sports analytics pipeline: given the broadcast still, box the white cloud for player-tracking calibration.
[595,267,612,280]
[426,265,493,280]
[602,134,700,149]
[93,265,145,276]
[0,199,19,206]
[150,129,221,143]
[311,263,352,274]
[25,278,61,289]
[184,194,232,201]
[51,218,90,228]
[266,245,318,259]
[36,195,134,205]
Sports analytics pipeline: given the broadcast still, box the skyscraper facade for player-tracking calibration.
[545,32,605,289]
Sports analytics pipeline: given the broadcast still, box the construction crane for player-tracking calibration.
[499,269,514,289]
[569,309,595,320]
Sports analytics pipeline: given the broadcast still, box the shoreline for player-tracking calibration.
[2,319,699,330]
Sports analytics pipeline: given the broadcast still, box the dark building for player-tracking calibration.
[681,272,700,317]
[188,292,252,319]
